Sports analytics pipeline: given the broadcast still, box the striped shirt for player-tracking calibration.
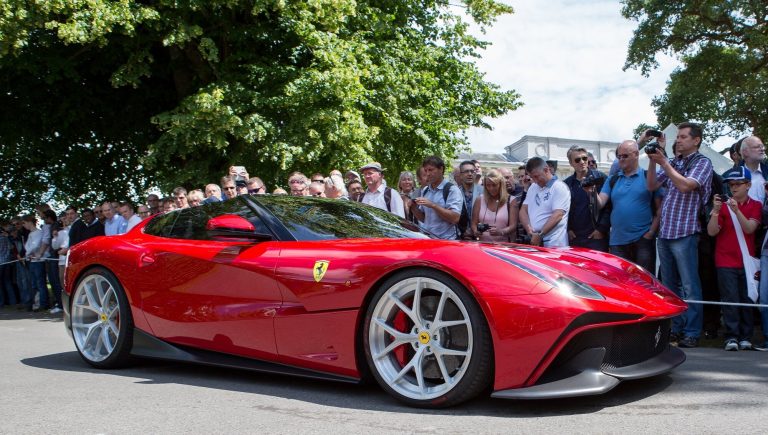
[656,152,712,239]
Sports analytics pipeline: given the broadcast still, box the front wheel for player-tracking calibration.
[363,269,492,408]
[70,267,134,368]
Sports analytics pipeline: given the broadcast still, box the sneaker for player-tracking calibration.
[49,307,62,314]
[670,332,681,345]
[678,336,699,348]
[738,340,753,350]
[724,339,739,351]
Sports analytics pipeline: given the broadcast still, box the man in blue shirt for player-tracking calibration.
[102,201,126,236]
[410,156,464,240]
[598,140,660,274]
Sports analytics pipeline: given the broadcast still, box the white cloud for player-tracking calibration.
[463,0,712,154]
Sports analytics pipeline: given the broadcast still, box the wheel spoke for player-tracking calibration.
[389,293,420,326]
[85,280,101,310]
[101,286,115,312]
[101,326,114,354]
[72,320,100,331]
[434,290,449,323]
[392,347,423,383]
[435,353,452,384]
[432,343,469,358]
[372,319,413,360]
[83,322,101,349]
[73,301,99,315]
[412,278,423,324]
[413,351,426,391]
[436,319,468,329]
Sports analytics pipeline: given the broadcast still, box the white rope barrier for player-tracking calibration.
[683,299,768,309]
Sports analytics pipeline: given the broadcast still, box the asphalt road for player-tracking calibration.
[1,309,766,435]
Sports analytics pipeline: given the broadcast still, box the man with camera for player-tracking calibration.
[646,122,714,348]
[519,157,571,247]
[563,146,609,251]
[597,140,660,274]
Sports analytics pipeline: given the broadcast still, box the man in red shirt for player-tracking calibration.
[707,166,761,351]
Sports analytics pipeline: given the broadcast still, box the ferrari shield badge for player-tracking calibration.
[313,260,330,282]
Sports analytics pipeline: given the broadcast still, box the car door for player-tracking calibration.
[139,198,282,360]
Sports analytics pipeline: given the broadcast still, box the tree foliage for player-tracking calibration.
[622,0,768,142]
[0,0,520,214]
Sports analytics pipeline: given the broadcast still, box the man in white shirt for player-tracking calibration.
[359,162,405,218]
[119,202,143,232]
[519,157,571,247]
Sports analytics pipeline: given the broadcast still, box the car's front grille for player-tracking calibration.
[538,319,671,383]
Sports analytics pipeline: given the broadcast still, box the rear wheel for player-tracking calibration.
[363,269,492,407]
[70,267,133,368]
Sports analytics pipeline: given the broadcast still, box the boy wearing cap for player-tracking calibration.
[707,166,761,351]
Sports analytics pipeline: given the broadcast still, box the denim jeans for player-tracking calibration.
[716,267,753,341]
[27,261,49,309]
[45,259,62,308]
[609,236,656,276]
[16,261,32,307]
[658,234,703,339]
[0,263,17,306]
[758,255,768,346]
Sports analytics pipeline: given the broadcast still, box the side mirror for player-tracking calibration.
[206,214,272,242]
[206,214,255,232]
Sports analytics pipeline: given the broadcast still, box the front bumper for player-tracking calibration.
[491,345,685,399]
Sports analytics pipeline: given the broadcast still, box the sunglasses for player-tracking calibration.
[248,187,263,194]
[573,156,588,163]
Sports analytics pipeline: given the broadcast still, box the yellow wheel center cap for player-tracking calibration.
[418,331,430,345]
[100,313,108,323]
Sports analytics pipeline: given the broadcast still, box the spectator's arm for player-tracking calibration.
[540,209,566,238]
[470,197,481,237]
[646,196,662,239]
[519,204,532,235]
[410,199,425,222]
[504,197,519,238]
[646,159,663,192]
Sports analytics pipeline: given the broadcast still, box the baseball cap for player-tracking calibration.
[722,166,751,181]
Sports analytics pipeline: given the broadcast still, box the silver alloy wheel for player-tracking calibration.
[71,273,121,362]
[368,276,473,400]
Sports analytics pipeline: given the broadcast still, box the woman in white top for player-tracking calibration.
[471,169,518,243]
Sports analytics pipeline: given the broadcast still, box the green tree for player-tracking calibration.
[622,0,768,142]
[0,0,520,213]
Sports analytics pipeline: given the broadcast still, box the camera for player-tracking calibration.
[580,174,600,188]
[476,223,490,233]
[644,142,663,155]
[647,129,662,138]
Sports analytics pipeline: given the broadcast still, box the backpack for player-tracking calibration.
[422,182,469,238]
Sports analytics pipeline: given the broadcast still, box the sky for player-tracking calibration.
[463,0,731,154]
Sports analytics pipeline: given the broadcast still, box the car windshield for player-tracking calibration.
[253,195,432,241]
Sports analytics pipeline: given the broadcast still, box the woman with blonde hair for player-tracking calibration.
[471,169,518,242]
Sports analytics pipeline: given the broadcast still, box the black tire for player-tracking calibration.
[363,268,492,408]
[70,267,134,368]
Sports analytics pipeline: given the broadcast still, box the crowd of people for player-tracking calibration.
[1,122,767,352]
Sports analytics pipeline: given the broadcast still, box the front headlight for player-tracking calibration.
[556,277,605,300]
[485,248,605,301]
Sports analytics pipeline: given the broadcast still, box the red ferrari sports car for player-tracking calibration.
[63,195,686,408]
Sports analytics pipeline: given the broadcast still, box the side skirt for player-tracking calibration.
[131,329,360,384]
